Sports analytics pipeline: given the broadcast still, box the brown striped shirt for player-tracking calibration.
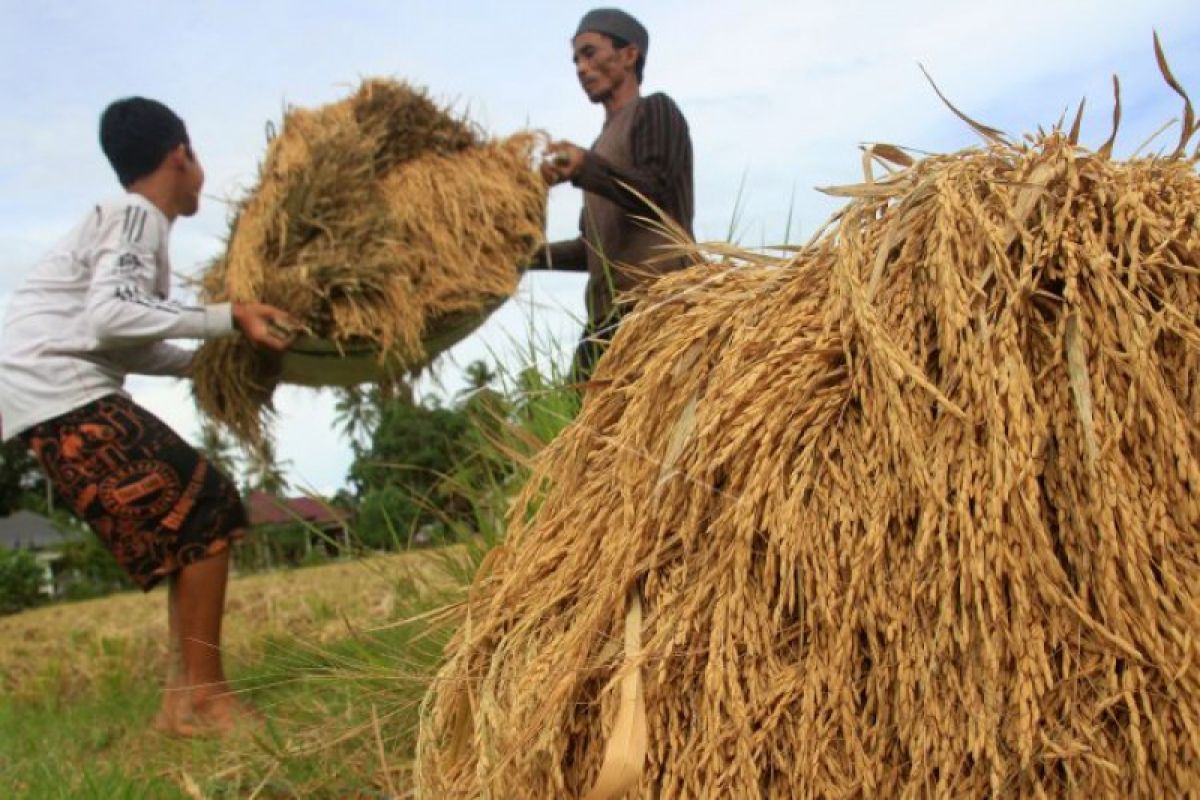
[537,92,695,323]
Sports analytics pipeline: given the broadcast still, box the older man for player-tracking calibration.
[535,7,695,378]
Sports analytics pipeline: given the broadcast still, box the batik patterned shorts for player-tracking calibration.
[21,394,246,591]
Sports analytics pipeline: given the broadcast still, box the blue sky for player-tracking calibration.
[1,1,1197,493]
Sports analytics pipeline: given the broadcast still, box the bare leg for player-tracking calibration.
[154,575,195,734]
[168,537,259,735]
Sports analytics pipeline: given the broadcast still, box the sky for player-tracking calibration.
[1,0,1197,494]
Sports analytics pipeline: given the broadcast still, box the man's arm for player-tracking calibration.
[572,94,692,217]
[530,238,589,270]
[84,203,232,346]
[105,342,195,377]
[528,210,589,271]
[84,201,297,353]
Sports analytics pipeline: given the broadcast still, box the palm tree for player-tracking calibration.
[333,386,383,454]
[196,420,239,480]
[243,435,290,496]
[458,359,498,401]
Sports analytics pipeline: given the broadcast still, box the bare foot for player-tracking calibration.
[154,688,260,738]
[153,703,200,737]
[189,690,263,735]
[153,686,199,737]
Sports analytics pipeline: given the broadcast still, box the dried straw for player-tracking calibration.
[416,54,1200,798]
[192,80,547,446]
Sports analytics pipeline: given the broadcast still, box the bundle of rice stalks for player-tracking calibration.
[192,79,547,446]
[416,51,1200,798]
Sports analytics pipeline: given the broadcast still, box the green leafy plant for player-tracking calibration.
[0,548,45,615]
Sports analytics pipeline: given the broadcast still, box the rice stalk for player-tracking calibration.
[416,53,1200,799]
[192,80,547,448]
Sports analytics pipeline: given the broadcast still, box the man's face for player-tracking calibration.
[175,144,205,217]
[572,32,636,104]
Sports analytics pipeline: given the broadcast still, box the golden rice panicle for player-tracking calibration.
[379,133,546,321]
[189,337,279,448]
[350,78,480,173]
[415,61,1200,797]
[191,80,547,447]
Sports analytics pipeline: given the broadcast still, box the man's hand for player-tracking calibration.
[540,141,586,185]
[232,303,300,352]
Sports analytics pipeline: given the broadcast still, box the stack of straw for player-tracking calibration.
[416,50,1200,798]
[192,80,547,446]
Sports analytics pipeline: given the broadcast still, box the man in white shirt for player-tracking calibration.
[0,97,296,736]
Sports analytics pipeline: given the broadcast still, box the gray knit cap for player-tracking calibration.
[575,8,648,57]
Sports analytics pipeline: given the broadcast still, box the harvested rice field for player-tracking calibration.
[1,548,472,798]
[0,549,464,701]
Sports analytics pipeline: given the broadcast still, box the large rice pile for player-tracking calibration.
[193,80,547,446]
[415,66,1200,797]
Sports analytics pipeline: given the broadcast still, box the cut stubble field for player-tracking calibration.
[1,547,473,799]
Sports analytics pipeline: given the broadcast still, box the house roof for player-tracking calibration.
[246,492,350,527]
[0,510,78,551]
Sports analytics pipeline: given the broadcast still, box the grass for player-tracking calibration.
[1,550,466,798]
[2,680,183,798]
[0,551,454,701]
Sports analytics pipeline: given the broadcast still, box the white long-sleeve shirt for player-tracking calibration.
[0,193,233,439]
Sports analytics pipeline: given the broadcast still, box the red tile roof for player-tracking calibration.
[246,492,351,527]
